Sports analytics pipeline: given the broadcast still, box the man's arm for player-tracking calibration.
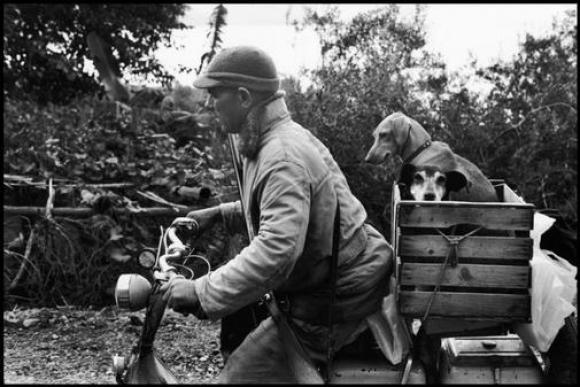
[218,200,246,235]
[194,161,310,320]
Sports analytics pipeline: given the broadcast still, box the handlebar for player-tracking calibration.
[157,218,205,279]
[159,227,187,275]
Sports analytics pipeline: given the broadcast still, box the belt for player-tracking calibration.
[274,275,388,326]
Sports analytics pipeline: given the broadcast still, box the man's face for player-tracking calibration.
[208,87,248,133]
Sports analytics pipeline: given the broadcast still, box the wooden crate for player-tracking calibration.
[439,335,544,384]
[392,182,534,322]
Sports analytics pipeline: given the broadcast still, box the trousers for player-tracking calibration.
[217,315,367,383]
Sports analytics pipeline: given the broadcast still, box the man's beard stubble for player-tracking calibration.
[236,108,261,159]
[224,90,285,159]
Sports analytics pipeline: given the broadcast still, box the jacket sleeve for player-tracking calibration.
[194,161,311,320]
[218,200,246,235]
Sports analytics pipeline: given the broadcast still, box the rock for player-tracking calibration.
[51,334,59,340]
[22,318,40,328]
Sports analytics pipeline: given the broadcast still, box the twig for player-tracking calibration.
[4,204,206,217]
[45,178,55,220]
[511,102,577,130]
[8,227,37,292]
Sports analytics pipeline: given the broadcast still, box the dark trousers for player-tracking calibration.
[217,315,367,383]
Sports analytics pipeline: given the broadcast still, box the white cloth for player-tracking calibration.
[514,212,577,352]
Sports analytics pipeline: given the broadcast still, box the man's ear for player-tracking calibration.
[237,87,253,109]
[398,163,416,186]
[446,170,468,192]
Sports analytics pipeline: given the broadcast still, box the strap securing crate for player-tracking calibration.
[421,226,483,323]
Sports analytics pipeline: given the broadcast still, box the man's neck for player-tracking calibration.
[238,91,287,158]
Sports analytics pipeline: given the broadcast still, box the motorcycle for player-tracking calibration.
[111,220,576,384]
[112,219,209,384]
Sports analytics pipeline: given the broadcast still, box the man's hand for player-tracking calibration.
[160,277,207,319]
[171,206,221,234]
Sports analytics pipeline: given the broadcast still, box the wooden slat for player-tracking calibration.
[399,290,530,319]
[423,319,508,337]
[399,235,532,260]
[397,204,534,231]
[400,263,530,288]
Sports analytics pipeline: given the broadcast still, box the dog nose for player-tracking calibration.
[424,193,436,201]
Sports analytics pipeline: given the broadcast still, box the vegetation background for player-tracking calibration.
[3,4,577,307]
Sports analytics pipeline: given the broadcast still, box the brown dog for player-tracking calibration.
[365,112,497,202]
[398,164,467,201]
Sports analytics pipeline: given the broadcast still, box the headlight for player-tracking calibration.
[137,249,156,269]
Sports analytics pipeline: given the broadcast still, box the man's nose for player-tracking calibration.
[424,193,436,201]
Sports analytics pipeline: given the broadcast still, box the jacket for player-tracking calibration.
[194,96,393,323]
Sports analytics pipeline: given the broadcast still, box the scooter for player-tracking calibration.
[112,220,209,384]
[111,220,576,384]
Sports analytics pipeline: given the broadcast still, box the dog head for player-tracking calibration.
[399,164,468,201]
[365,113,407,164]
[365,112,430,164]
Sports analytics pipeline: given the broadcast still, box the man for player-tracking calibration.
[162,46,394,383]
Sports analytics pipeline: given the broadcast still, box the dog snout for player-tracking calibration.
[423,193,436,201]
[364,149,378,163]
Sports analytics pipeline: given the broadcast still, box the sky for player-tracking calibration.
[150,3,576,89]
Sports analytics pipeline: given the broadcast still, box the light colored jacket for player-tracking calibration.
[194,96,393,322]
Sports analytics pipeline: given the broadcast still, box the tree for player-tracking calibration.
[285,5,446,234]
[197,4,228,74]
[475,10,577,226]
[3,4,188,104]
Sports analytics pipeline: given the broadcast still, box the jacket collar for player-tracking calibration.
[259,93,291,135]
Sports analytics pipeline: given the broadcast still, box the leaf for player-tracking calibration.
[80,189,96,205]
[109,226,124,242]
[109,247,131,263]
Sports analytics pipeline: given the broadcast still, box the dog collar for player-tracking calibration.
[403,139,432,164]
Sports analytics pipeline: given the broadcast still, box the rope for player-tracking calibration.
[420,226,483,323]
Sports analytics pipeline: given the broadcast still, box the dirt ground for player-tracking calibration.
[3,306,223,384]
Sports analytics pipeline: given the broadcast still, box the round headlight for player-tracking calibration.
[138,249,156,269]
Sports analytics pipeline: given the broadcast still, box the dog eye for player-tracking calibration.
[436,176,446,184]
[413,173,423,182]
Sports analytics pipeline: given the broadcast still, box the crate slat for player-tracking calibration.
[399,290,530,319]
[399,235,532,260]
[398,204,534,231]
[423,319,508,337]
[400,263,530,289]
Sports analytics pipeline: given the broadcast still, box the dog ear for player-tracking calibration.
[398,163,416,186]
[446,170,468,192]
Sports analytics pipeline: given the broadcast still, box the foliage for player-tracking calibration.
[286,5,446,233]
[3,4,188,104]
[3,96,233,191]
[475,11,577,227]
[3,94,237,306]
[285,6,577,233]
